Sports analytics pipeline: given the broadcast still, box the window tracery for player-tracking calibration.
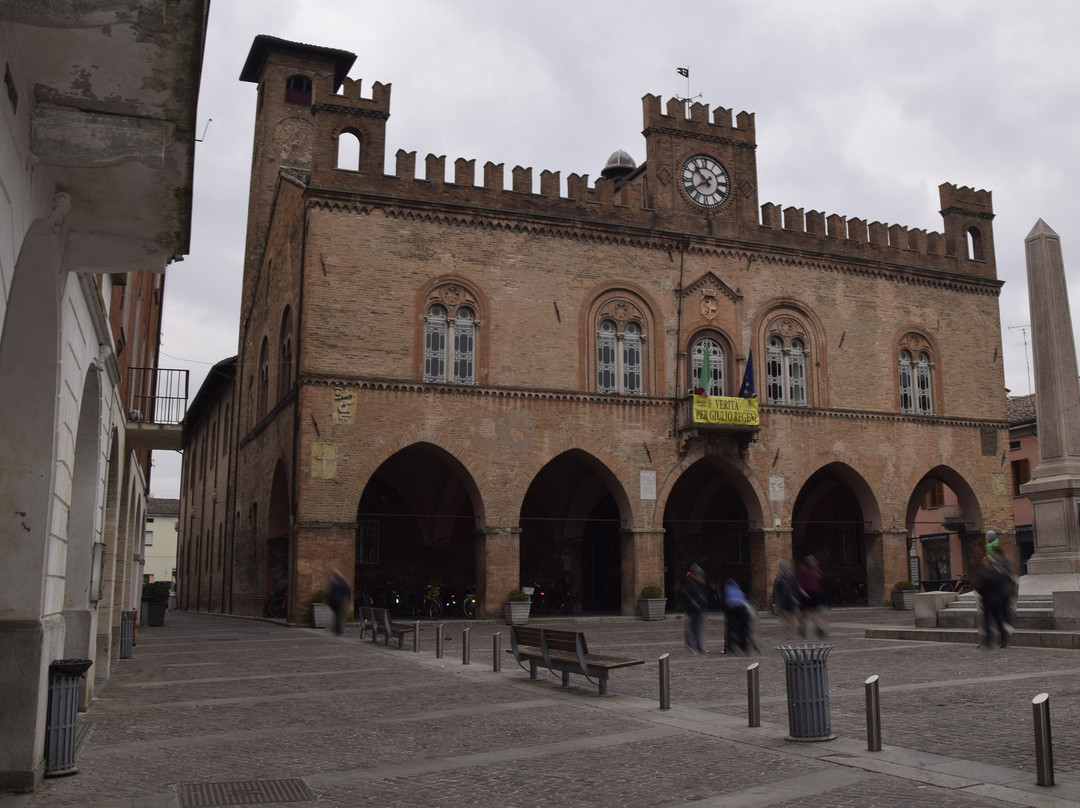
[590,293,649,395]
[763,312,811,406]
[422,281,482,385]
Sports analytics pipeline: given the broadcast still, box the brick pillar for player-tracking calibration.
[870,528,909,607]
[476,526,520,620]
[620,528,664,615]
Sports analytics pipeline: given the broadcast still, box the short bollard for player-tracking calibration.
[493,632,501,672]
[462,627,470,665]
[413,621,420,653]
[659,654,671,710]
[865,675,881,752]
[436,624,444,659]
[1033,692,1054,786]
[747,663,760,727]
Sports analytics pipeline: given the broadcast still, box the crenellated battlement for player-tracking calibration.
[642,94,756,145]
[312,74,391,115]
[298,72,994,281]
[761,202,948,257]
[939,183,993,216]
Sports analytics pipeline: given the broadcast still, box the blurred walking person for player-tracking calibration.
[771,559,800,638]
[681,563,709,654]
[327,568,352,636]
[796,555,826,638]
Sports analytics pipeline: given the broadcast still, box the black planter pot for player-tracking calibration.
[145,601,167,626]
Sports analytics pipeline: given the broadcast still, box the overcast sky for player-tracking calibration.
[150,0,1080,497]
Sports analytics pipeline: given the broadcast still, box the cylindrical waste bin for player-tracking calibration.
[45,659,93,777]
[120,610,135,658]
[776,643,835,741]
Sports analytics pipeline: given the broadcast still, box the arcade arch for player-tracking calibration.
[661,457,763,607]
[792,463,881,605]
[519,450,628,614]
[266,458,290,615]
[354,442,480,612]
[907,466,985,590]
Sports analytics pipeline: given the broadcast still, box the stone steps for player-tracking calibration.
[934,595,1056,630]
[865,625,1080,649]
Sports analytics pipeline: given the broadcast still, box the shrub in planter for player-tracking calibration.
[142,581,170,626]
[504,588,531,625]
[311,589,332,627]
[639,585,666,620]
[892,580,916,610]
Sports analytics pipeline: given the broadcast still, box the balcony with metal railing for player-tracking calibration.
[125,367,188,450]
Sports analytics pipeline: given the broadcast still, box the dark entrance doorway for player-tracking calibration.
[662,459,751,609]
[792,467,868,606]
[519,451,622,614]
[355,443,477,616]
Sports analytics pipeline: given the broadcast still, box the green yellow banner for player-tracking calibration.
[692,395,759,426]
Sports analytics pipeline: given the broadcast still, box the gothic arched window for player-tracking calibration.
[421,280,484,385]
[761,308,815,406]
[587,291,652,396]
[898,335,936,416]
[691,336,725,396]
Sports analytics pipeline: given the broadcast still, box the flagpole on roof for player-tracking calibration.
[675,66,700,112]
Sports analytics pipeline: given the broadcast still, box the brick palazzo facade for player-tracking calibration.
[178,36,1012,623]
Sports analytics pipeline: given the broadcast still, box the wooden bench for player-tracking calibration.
[369,607,416,649]
[358,605,378,641]
[508,625,644,695]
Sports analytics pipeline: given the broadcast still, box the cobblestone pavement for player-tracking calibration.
[4,608,1080,808]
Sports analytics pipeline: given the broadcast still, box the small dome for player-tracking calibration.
[601,149,637,181]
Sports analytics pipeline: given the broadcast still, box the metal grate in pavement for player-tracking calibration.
[178,778,315,807]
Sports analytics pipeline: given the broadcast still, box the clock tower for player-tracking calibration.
[640,95,759,237]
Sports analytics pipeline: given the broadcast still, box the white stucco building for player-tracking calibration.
[0,3,207,791]
[145,498,180,587]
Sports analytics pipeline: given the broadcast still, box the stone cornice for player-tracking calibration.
[299,374,1009,429]
[642,125,758,151]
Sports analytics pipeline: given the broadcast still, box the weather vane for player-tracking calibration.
[674,67,702,111]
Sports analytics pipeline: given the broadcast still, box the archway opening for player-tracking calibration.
[355,443,478,616]
[907,467,985,591]
[662,458,752,610]
[519,451,624,614]
[792,467,870,605]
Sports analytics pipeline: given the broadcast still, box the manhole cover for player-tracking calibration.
[178,778,315,807]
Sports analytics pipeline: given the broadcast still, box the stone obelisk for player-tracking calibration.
[1019,219,1080,593]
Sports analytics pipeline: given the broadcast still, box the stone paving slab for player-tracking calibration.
[2,608,1076,807]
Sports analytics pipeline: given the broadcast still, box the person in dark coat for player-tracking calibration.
[327,569,352,636]
[771,560,800,638]
[681,563,709,654]
[722,579,758,655]
[796,555,826,638]
[974,555,1010,649]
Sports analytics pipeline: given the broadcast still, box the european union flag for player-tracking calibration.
[738,349,756,398]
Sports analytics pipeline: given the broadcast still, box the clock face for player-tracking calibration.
[682,155,730,208]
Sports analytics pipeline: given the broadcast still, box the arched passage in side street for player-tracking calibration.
[792,463,880,606]
[519,450,627,615]
[907,466,985,590]
[662,457,757,609]
[354,442,479,615]
[266,458,290,614]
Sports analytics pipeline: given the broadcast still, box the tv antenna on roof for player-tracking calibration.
[1009,323,1032,396]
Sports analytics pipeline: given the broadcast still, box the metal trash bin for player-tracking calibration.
[776,643,835,741]
[120,609,135,658]
[45,659,93,777]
